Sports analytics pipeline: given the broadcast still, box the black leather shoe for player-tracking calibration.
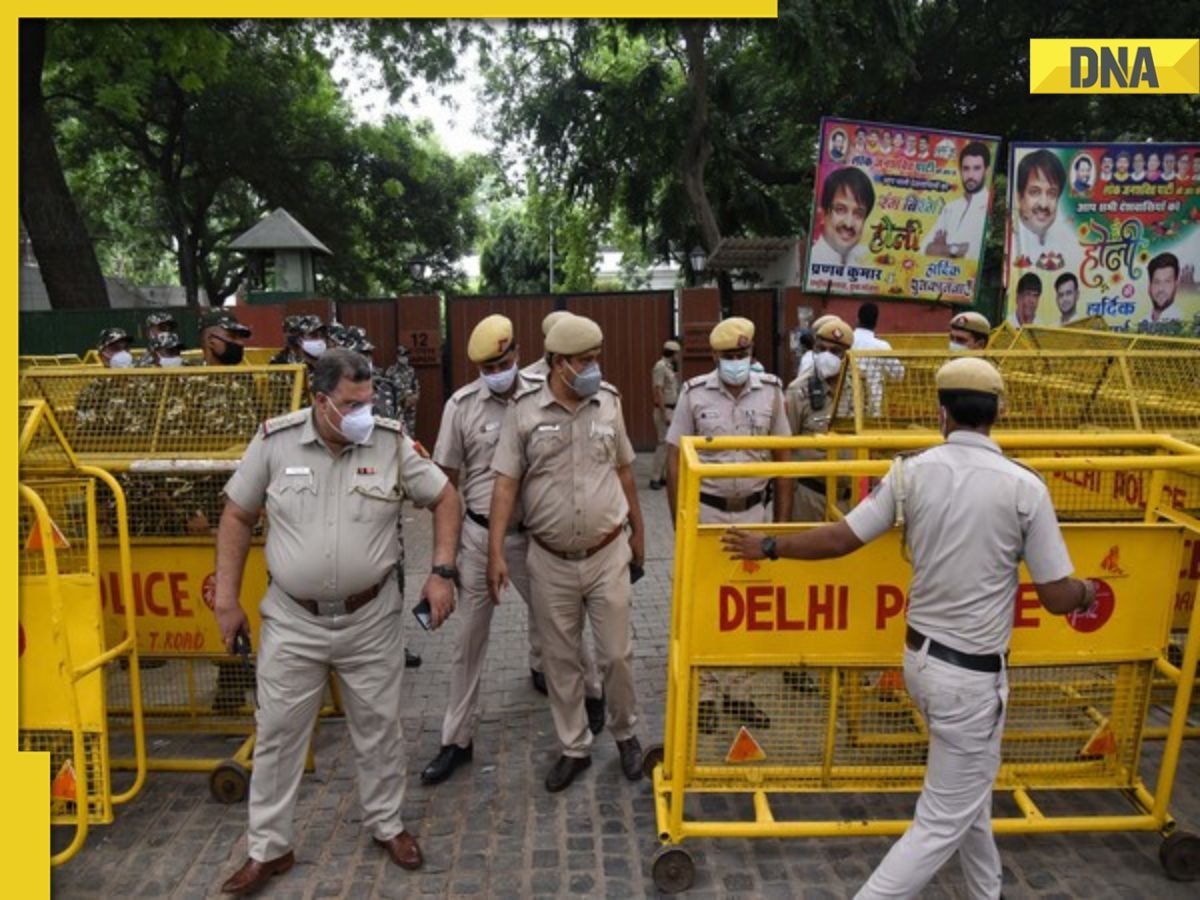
[617,736,643,781]
[649,479,665,490]
[405,649,422,669]
[420,743,473,785]
[585,693,606,735]
[545,754,591,792]
[220,851,295,894]
[723,696,771,729]
[697,699,719,735]
[531,668,548,696]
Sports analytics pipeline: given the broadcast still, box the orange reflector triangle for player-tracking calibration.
[877,669,905,692]
[51,758,77,801]
[740,560,761,575]
[725,726,766,763]
[1082,720,1118,757]
[25,517,70,552]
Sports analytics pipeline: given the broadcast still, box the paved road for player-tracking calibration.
[51,453,1200,898]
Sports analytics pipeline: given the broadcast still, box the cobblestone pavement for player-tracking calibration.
[51,453,1200,898]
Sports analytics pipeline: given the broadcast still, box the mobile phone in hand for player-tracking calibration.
[413,597,433,631]
[233,627,252,659]
[629,562,645,585]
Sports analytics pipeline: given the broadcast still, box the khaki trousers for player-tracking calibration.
[248,578,407,861]
[440,518,601,747]
[528,537,638,756]
[652,407,672,481]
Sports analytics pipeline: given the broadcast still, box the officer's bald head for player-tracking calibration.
[311,347,372,396]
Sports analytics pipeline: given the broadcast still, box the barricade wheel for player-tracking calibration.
[1160,831,1200,881]
[652,845,695,894]
[642,743,664,780]
[210,761,250,804]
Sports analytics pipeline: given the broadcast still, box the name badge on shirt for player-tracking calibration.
[481,422,500,433]
[285,467,312,476]
[698,409,721,421]
[535,424,561,433]
[590,422,615,439]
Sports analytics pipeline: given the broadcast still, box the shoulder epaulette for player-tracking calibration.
[374,416,404,433]
[450,381,482,403]
[513,383,543,403]
[684,374,708,391]
[600,380,621,397]
[757,373,782,387]
[1007,456,1047,483]
[260,409,307,437]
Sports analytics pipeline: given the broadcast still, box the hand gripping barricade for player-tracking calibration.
[18,403,146,867]
[832,344,1200,740]
[18,364,337,804]
[646,433,1200,893]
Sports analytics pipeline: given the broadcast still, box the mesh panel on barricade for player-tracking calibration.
[21,730,109,824]
[19,478,93,578]
[20,366,304,459]
[20,401,77,472]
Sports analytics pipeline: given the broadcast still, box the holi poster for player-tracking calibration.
[803,117,1000,304]
[1005,142,1200,334]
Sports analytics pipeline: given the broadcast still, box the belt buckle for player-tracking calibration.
[726,496,748,513]
[562,548,589,561]
[316,598,349,616]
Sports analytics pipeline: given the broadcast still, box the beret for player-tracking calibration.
[468,314,515,364]
[948,311,991,338]
[541,310,574,337]
[710,317,755,351]
[545,315,603,355]
[815,316,853,349]
[936,357,1004,395]
[663,340,682,353]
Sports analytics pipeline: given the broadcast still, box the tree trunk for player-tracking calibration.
[680,23,721,254]
[19,20,109,310]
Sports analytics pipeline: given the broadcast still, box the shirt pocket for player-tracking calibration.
[349,479,402,523]
[741,407,771,436]
[589,421,617,465]
[695,407,725,439]
[528,425,566,467]
[266,476,317,526]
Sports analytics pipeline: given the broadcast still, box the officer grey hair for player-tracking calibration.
[310,347,372,395]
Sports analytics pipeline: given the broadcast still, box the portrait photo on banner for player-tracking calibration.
[803,116,1000,305]
[1005,142,1200,333]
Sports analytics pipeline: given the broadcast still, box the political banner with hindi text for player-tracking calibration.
[803,117,1000,304]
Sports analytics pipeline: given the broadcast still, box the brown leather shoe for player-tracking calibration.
[374,831,423,870]
[220,851,295,895]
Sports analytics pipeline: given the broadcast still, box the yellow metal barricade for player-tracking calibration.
[19,471,145,867]
[19,353,85,367]
[648,435,1200,892]
[19,367,328,803]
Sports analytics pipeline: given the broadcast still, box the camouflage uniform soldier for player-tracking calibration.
[76,329,155,449]
[385,346,420,437]
[135,311,179,367]
[269,316,306,365]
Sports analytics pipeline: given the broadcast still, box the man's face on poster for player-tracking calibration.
[824,186,869,257]
[960,154,987,195]
[1075,157,1092,182]
[831,132,846,156]
[1018,168,1061,238]
[1149,267,1178,311]
[1100,156,1113,178]
[1116,155,1129,176]
[1133,152,1145,174]
[1017,289,1039,324]
[1055,279,1078,316]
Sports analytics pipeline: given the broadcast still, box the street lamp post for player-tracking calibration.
[689,245,708,285]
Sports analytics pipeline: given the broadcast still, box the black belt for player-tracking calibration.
[466,509,527,533]
[532,525,623,561]
[797,477,827,496]
[699,490,767,513]
[664,403,676,409]
[906,625,1005,674]
[286,578,386,617]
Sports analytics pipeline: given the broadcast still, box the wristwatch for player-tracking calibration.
[761,536,779,561]
[431,564,460,584]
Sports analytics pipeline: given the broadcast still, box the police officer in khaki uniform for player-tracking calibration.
[649,339,681,490]
[487,315,646,792]
[948,310,991,351]
[786,316,854,522]
[665,317,793,732]
[420,315,548,784]
[520,309,574,380]
[723,357,1096,900]
[213,348,462,894]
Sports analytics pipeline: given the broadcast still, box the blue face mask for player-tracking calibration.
[566,360,602,398]
[718,357,751,386]
[482,361,518,395]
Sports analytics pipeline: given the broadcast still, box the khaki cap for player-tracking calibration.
[810,314,836,334]
[949,311,991,338]
[663,340,681,353]
[710,317,755,351]
[815,316,853,349]
[541,310,574,337]
[545,315,603,355]
[936,357,1004,395]
[468,314,515,364]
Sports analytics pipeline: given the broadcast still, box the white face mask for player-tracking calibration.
[482,361,518,395]
[108,350,134,368]
[301,338,327,358]
[323,397,375,444]
[158,355,184,368]
[949,339,969,352]
[718,357,751,386]
[814,351,842,379]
